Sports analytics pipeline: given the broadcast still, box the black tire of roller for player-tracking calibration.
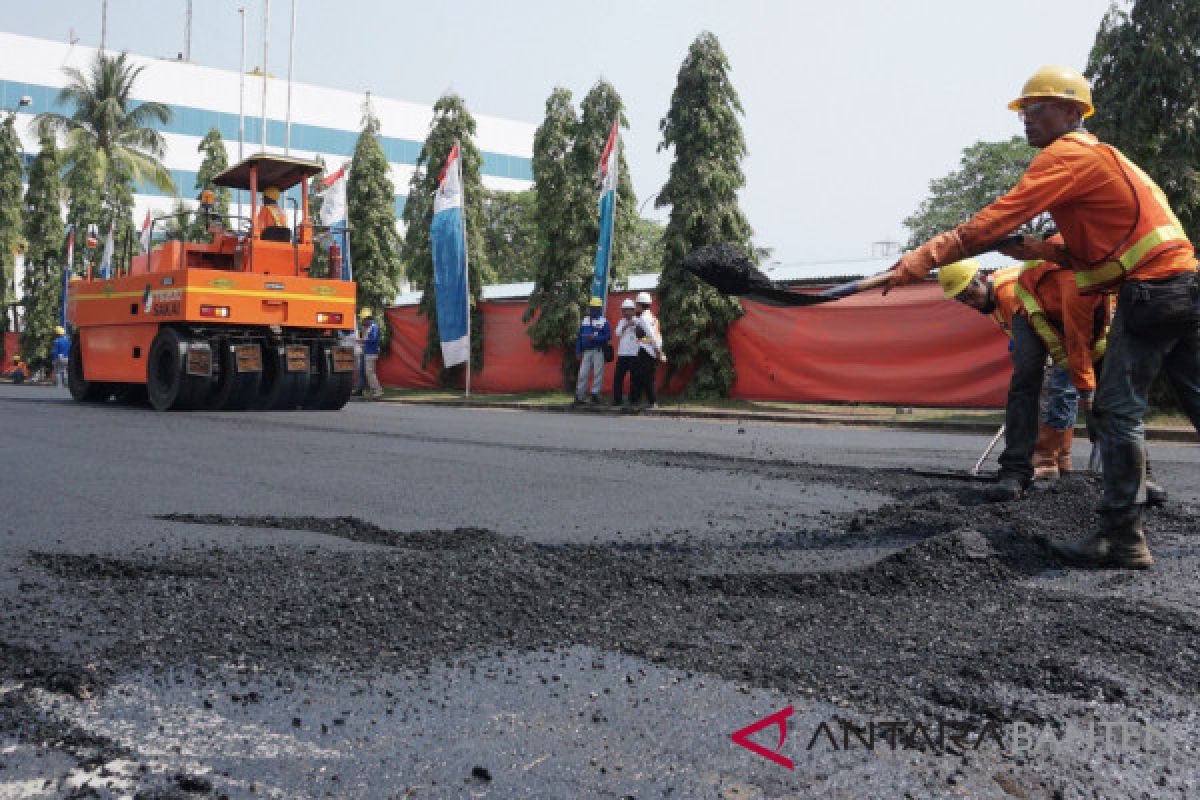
[253,345,309,410]
[67,334,114,403]
[146,327,212,411]
[206,340,263,411]
[301,343,353,411]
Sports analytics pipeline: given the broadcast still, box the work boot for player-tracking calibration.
[1145,479,1168,508]
[1048,507,1153,569]
[1056,426,1074,473]
[589,393,601,405]
[985,473,1027,502]
[1032,425,1060,480]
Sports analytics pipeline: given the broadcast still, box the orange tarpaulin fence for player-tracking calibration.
[378,283,1013,408]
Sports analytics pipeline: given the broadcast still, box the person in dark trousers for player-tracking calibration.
[612,299,640,407]
[629,292,662,410]
[51,326,70,388]
[573,298,611,405]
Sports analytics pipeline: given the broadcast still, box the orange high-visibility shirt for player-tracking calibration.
[899,132,1196,287]
[256,204,288,233]
[1015,261,1109,391]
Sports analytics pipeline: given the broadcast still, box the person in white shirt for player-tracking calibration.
[612,298,641,407]
[631,291,663,409]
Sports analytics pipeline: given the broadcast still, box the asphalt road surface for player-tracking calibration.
[1,384,1198,799]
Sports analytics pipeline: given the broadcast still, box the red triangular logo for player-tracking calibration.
[730,706,794,770]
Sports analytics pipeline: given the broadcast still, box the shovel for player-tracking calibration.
[683,237,1025,308]
[909,424,1006,481]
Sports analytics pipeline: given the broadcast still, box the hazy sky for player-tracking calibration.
[2,0,1116,265]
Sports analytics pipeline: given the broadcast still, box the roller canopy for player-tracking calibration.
[213,153,324,192]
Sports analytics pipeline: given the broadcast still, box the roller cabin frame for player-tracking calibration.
[66,154,359,411]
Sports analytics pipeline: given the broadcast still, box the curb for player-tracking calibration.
[380,397,1199,444]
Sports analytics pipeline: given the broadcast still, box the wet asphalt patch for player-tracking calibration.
[2,464,1198,796]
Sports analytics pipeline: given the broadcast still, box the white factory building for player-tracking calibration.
[1,30,535,302]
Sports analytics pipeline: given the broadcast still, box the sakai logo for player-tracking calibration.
[730,706,794,770]
[312,285,335,296]
[209,278,236,289]
[101,284,115,296]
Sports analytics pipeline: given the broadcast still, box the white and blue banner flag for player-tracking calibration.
[589,118,620,307]
[319,164,352,281]
[98,222,115,279]
[431,142,470,367]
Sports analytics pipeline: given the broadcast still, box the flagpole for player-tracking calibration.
[261,0,269,150]
[237,6,246,221]
[604,116,620,313]
[285,0,296,154]
[458,140,471,398]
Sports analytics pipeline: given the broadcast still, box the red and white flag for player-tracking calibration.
[138,210,153,253]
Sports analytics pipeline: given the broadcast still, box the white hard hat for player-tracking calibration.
[635,292,653,305]
[621,298,636,310]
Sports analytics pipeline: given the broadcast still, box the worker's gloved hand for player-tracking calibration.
[882,230,965,296]
[997,235,1069,265]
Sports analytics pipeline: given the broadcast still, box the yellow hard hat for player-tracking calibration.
[1008,65,1094,118]
[263,186,281,201]
[938,259,982,299]
[359,308,373,319]
[588,297,603,308]
[54,326,66,335]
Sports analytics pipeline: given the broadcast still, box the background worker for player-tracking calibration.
[6,355,27,384]
[50,326,70,389]
[1036,364,1078,479]
[631,291,663,410]
[573,297,611,406]
[359,310,383,400]
[256,186,289,239]
[939,256,1108,497]
[612,299,640,408]
[887,66,1196,568]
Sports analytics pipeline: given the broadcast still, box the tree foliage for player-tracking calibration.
[573,80,638,288]
[306,155,332,279]
[655,32,749,398]
[63,144,102,275]
[189,128,230,241]
[36,50,175,195]
[626,216,665,278]
[902,137,1049,247]
[20,133,64,366]
[347,97,403,330]
[401,93,489,377]
[483,189,536,283]
[524,88,590,386]
[1086,0,1200,240]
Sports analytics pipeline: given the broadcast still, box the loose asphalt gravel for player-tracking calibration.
[0,384,1198,799]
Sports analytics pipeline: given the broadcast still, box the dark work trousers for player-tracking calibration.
[630,350,658,406]
[997,314,1047,485]
[1094,277,1200,510]
[612,355,637,404]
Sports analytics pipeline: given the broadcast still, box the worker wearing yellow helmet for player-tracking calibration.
[885,65,1198,569]
[358,308,383,400]
[256,185,288,238]
[51,325,71,389]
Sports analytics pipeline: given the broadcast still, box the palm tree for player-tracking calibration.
[35,50,175,195]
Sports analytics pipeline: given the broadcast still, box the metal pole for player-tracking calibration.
[285,0,296,154]
[237,6,246,221]
[261,0,269,150]
[184,0,192,60]
[970,424,1006,476]
[100,0,107,50]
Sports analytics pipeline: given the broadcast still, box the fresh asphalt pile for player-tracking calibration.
[1,456,1198,797]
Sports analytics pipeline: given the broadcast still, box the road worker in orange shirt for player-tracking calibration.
[257,186,289,238]
[884,66,1199,569]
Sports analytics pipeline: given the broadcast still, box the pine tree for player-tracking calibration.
[20,133,64,367]
[401,93,489,376]
[1086,0,1200,240]
[64,144,103,275]
[0,114,23,360]
[189,128,230,241]
[573,80,637,289]
[483,189,536,283]
[524,87,590,386]
[655,32,750,398]
[348,97,403,336]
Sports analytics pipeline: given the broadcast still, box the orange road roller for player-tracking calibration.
[66,154,359,411]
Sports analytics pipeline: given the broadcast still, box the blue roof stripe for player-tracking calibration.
[1,78,532,182]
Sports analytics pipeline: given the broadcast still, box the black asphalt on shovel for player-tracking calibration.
[683,238,1025,308]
